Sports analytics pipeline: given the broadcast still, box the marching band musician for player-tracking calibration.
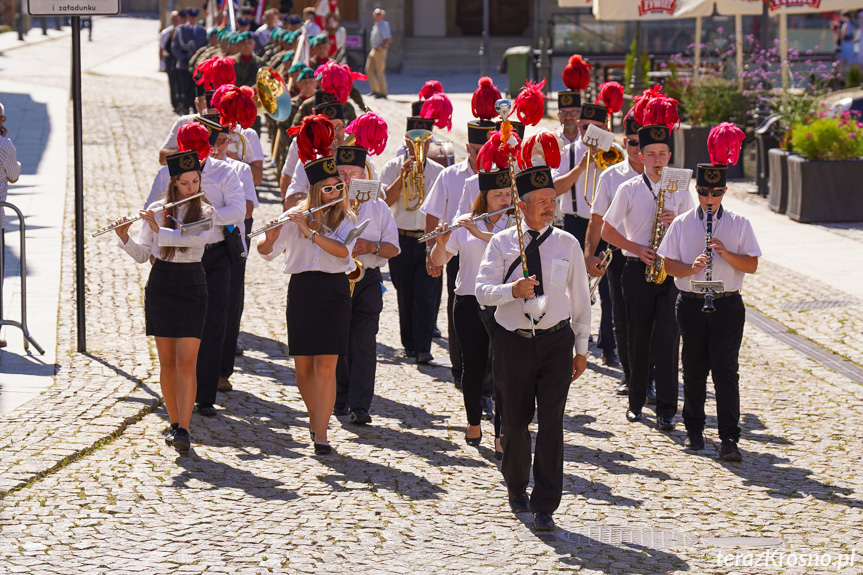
[585,116,644,395]
[475,162,591,533]
[601,122,695,430]
[657,124,760,461]
[256,118,358,456]
[457,121,524,216]
[146,123,246,418]
[379,113,445,365]
[115,151,224,453]
[333,139,400,425]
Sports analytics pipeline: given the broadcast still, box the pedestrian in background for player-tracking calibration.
[366,8,391,99]
[0,101,21,349]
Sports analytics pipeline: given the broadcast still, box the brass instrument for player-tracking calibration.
[645,169,678,284]
[583,144,624,207]
[92,191,207,237]
[589,248,613,304]
[227,129,248,162]
[348,259,364,297]
[256,67,293,122]
[401,128,433,212]
[416,205,513,243]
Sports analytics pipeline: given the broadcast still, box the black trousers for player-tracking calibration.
[389,233,437,354]
[336,267,384,411]
[176,68,196,113]
[196,242,231,406]
[621,259,679,417]
[563,214,614,352]
[165,56,181,113]
[478,305,502,438]
[446,256,462,379]
[676,294,745,441]
[220,218,252,379]
[494,325,574,514]
[453,294,489,427]
[606,249,629,381]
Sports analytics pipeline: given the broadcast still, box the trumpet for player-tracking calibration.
[583,145,624,207]
[402,128,432,212]
[92,191,207,237]
[248,197,343,238]
[416,205,514,243]
[589,248,613,304]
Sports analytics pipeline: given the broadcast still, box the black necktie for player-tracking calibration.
[569,144,577,212]
[526,230,544,297]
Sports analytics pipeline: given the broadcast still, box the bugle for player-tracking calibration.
[588,248,613,304]
[92,191,207,237]
[416,205,513,243]
[248,197,344,238]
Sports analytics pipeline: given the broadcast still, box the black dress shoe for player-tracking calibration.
[657,416,675,431]
[616,382,629,396]
[533,512,555,531]
[684,431,704,451]
[163,423,179,447]
[481,396,494,421]
[432,327,442,338]
[719,439,743,462]
[333,404,350,416]
[416,351,433,364]
[234,346,244,356]
[405,349,417,358]
[646,385,657,405]
[197,404,217,417]
[350,408,372,425]
[465,428,482,447]
[508,492,530,514]
[314,443,332,456]
[626,409,641,422]
[601,349,621,366]
[495,449,503,461]
[172,428,191,453]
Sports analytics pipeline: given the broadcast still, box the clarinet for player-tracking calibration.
[702,204,716,314]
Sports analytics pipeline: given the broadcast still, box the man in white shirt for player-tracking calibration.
[475,165,590,533]
[366,9,392,98]
[380,116,444,364]
[556,88,581,147]
[602,124,695,430]
[658,162,760,462]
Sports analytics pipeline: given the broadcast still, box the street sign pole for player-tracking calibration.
[71,16,85,353]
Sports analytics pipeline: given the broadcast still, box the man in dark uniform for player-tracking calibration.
[171,8,207,114]
[475,164,591,532]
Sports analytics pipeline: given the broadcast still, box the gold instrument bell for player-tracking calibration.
[402,128,433,212]
[584,145,624,207]
[256,67,293,122]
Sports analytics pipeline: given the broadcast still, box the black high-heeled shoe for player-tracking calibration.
[465,429,482,447]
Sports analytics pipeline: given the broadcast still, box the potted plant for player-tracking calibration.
[786,112,863,222]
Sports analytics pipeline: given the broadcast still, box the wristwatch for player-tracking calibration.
[374,241,381,256]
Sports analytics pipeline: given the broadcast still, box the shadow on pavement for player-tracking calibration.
[0,92,49,176]
[173,453,299,502]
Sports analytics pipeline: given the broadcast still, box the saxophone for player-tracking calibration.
[402,129,433,212]
[645,168,677,284]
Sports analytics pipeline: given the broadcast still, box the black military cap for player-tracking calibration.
[638,124,671,149]
[495,120,525,140]
[411,101,423,117]
[195,113,228,145]
[580,103,608,124]
[304,156,339,186]
[558,91,581,109]
[335,146,367,169]
[314,101,344,121]
[166,150,202,177]
[624,116,640,136]
[468,120,495,146]
[406,117,434,132]
[696,163,727,188]
[514,166,553,198]
[478,169,512,192]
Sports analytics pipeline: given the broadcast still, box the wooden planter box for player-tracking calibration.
[767,148,790,214]
[786,155,863,222]
[672,124,744,178]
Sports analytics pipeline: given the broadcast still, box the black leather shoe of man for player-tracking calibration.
[646,384,657,405]
[333,404,350,416]
[657,416,675,431]
[405,349,417,358]
[432,327,442,338]
[197,404,217,417]
[172,428,191,453]
[509,492,531,514]
[684,431,705,451]
[719,439,743,462]
[626,409,641,423]
[601,349,620,366]
[350,408,372,425]
[533,513,555,532]
[416,352,433,364]
[314,443,332,456]
[616,382,629,396]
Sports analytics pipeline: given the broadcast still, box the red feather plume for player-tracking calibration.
[194,56,237,90]
[314,61,367,105]
[286,114,335,163]
[471,77,502,121]
[517,130,563,170]
[642,95,680,131]
[596,82,624,115]
[708,122,746,166]
[628,84,665,127]
[346,112,389,156]
[477,131,520,172]
[514,79,548,127]
[562,55,591,92]
[213,85,257,130]
[177,122,211,163]
[418,80,443,100]
[420,93,453,131]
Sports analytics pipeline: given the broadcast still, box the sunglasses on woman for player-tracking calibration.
[696,188,726,197]
[321,182,346,195]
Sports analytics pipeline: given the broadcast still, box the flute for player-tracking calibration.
[248,197,344,238]
[92,191,207,237]
[416,206,513,243]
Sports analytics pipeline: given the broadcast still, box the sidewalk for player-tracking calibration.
[0,22,70,53]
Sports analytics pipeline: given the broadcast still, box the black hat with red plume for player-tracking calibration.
[697,123,745,188]
[559,55,591,109]
[468,77,501,145]
[287,114,338,186]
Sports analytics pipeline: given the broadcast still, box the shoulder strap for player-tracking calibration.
[503,227,553,283]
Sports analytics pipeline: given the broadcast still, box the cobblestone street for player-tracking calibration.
[1,16,863,575]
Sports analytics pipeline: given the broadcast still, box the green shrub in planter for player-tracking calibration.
[790,116,863,161]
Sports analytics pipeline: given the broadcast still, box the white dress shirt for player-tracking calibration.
[603,174,696,258]
[379,155,445,230]
[551,139,590,218]
[259,211,358,275]
[445,214,508,296]
[355,198,400,270]
[118,201,223,263]
[591,160,640,218]
[161,116,263,165]
[658,206,762,293]
[281,139,300,177]
[224,157,258,207]
[286,159,378,200]
[456,174,480,218]
[475,225,591,355]
[420,158,475,226]
[558,126,579,147]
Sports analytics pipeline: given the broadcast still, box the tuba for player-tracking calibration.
[402,128,433,212]
[645,168,678,284]
[256,67,293,122]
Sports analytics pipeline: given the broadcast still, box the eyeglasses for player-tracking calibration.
[321,182,346,194]
[559,110,580,118]
[696,188,726,197]
[625,138,640,147]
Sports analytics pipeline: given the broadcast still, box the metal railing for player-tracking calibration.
[0,201,45,355]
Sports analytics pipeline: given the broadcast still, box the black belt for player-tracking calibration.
[205,240,226,251]
[564,213,589,220]
[680,290,740,300]
[398,229,424,237]
[514,319,569,339]
[626,256,642,262]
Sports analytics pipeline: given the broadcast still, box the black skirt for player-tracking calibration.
[287,271,351,356]
[145,259,208,339]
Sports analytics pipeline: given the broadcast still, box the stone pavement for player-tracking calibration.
[1,16,863,573]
